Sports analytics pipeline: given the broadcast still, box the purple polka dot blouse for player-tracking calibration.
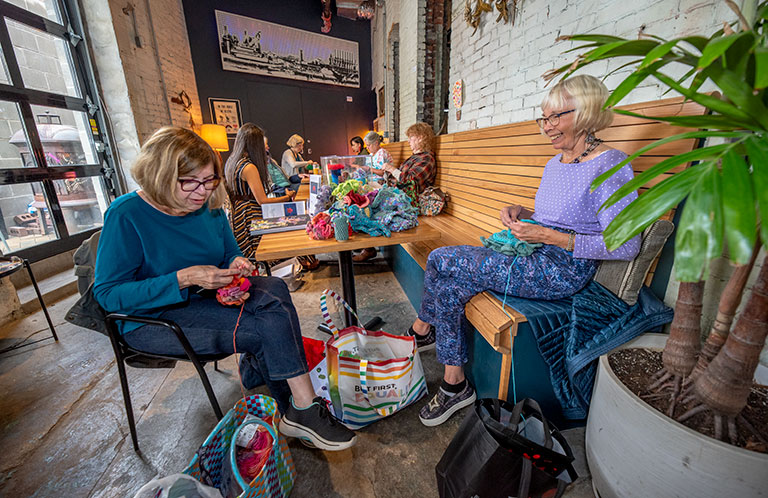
[532,148,641,261]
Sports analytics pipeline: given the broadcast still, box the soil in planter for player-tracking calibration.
[608,348,768,455]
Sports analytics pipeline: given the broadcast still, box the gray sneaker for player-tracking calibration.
[418,383,476,427]
[279,397,357,451]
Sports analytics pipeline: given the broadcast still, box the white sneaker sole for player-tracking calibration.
[279,418,357,451]
[419,391,477,427]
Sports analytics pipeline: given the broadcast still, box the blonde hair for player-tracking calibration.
[286,134,304,148]
[540,75,613,135]
[131,126,226,211]
[405,122,435,153]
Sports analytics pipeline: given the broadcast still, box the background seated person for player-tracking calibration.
[361,131,391,180]
[282,134,317,176]
[265,135,303,195]
[406,75,641,427]
[93,126,355,450]
[225,124,298,259]
[350,135,368,168]
[380,122,437,195]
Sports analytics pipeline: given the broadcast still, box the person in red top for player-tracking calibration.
[354,122,438,262]
[381,122,437,194]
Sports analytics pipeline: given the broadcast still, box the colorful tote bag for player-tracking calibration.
[184,395,296,498]
[418,186,449,216]
[319,289,428,429]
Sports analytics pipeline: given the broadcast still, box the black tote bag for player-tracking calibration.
[435,398,578,498]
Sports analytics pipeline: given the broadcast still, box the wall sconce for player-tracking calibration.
[200,124,229,152]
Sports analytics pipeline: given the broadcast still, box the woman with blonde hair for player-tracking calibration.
[94,126,356,451]
[282,134,317,175]
[406,75,641,427]
[224,123,297,259]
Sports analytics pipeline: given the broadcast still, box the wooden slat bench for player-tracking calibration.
[383,96,707,402]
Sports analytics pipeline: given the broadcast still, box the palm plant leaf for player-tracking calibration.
[744,136,768,246]
[720,150,757,264]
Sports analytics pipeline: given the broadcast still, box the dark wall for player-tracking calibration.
[182,0,376,162]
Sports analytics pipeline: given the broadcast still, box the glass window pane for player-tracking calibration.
[0,44,11,85]
[52,176,106,235]
[0,181,59,254]
[6,18,81,98]
[0,100,33,168]
[5,0,62,24]
[30,105,97,165]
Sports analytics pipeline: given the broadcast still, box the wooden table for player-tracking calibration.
[253,222,441,326]
[294,183,309,202]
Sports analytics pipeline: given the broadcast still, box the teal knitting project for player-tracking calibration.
[480,219,543,256]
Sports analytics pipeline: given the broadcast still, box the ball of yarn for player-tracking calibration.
[306,212,335,240]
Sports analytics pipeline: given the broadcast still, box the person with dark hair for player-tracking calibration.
[225,123,297,259]
[94,126,356,450]
[350,136,367,156]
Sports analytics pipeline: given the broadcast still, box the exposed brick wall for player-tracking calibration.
[398,0,426,128]
[107,0,202,143]
[423,0,450,131]
[447,0,732,131]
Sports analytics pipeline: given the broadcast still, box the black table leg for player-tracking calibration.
[338,250,357,327]
[24,259,57,341]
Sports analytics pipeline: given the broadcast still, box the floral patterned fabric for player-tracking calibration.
[417,237,599,366]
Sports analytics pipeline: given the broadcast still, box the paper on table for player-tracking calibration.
[261,201,307,219]
[308,174,322,215]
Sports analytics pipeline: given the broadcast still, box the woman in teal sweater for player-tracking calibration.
[93,127,354,451]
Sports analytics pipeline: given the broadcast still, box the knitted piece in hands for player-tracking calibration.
[480,219,543,256]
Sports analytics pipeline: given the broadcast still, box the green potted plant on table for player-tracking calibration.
[545,1,768,496]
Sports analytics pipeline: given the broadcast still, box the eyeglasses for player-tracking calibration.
[178,175,221,192]
[536,109,575,128]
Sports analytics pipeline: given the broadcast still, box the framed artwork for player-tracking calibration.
[208,98,242,135]
[215,9,360,88]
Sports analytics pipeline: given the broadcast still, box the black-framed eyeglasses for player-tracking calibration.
[178,176,221,192]
[536,109,575,128]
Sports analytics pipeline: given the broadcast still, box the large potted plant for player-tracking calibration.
[545,1,768,496]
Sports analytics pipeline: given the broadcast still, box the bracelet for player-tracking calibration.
[566,232,575,252]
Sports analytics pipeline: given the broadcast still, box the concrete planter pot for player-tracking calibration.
[586,333,768,498]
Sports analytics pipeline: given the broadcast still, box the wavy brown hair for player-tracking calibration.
[131,126,225,210]
[224,123,269,195]
[405,122,435,153]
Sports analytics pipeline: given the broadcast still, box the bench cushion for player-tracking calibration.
[593,219,674,305]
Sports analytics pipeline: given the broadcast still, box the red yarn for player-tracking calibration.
[343,192,370,208]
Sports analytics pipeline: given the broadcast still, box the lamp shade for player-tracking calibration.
[200,124,229,152]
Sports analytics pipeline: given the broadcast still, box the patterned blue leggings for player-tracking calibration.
[418,244,599,366]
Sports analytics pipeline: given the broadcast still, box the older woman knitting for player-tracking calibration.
[407,75,641,427]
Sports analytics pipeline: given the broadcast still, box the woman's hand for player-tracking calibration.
[298,173,310,179]
[285,189,297,200]
[177,265,241,289]
[508,221,565,247]
[500,205,522,228]
[229,256,256,277]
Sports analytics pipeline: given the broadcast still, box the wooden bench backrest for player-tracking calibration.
[383,96,707,235]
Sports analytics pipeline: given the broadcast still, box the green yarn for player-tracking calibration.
[332,179,363,199]
[480,219,543,256]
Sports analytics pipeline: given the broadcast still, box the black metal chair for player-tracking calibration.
[104,313,230,452]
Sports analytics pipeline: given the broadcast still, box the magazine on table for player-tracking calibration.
[261,201,307,219]
[249,214,310,235]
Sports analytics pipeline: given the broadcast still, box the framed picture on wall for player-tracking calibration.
[208,98,242,135]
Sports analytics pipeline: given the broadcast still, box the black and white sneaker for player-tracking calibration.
[405,324,436,352]
[279,397,356,451]
[418,383,476,427]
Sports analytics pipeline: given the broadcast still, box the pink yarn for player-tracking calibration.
[306,212,335,240]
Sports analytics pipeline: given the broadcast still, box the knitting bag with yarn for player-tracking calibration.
[184,395,295,498]
[418,186,448,216]
[318,289,428,429]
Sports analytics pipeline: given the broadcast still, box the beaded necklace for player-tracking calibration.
[567,133,603,164]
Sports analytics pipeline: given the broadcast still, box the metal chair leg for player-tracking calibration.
[115,355,139,451]
[23,259,58,341]
[214,361,220,372]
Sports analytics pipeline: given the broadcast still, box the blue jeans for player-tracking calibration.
[123,276,306,412]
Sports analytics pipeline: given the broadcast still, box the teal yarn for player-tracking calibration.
[333,215,350,241]
[480,219,543,256]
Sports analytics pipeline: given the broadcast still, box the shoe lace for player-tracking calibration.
[314,397,339,426]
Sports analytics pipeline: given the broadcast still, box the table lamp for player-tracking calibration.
[200,124,229,152]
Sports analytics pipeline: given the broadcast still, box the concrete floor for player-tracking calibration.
[0,260,594,497]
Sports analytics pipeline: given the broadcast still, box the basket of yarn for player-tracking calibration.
[333,214,350,241]
[306,212,335,240]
